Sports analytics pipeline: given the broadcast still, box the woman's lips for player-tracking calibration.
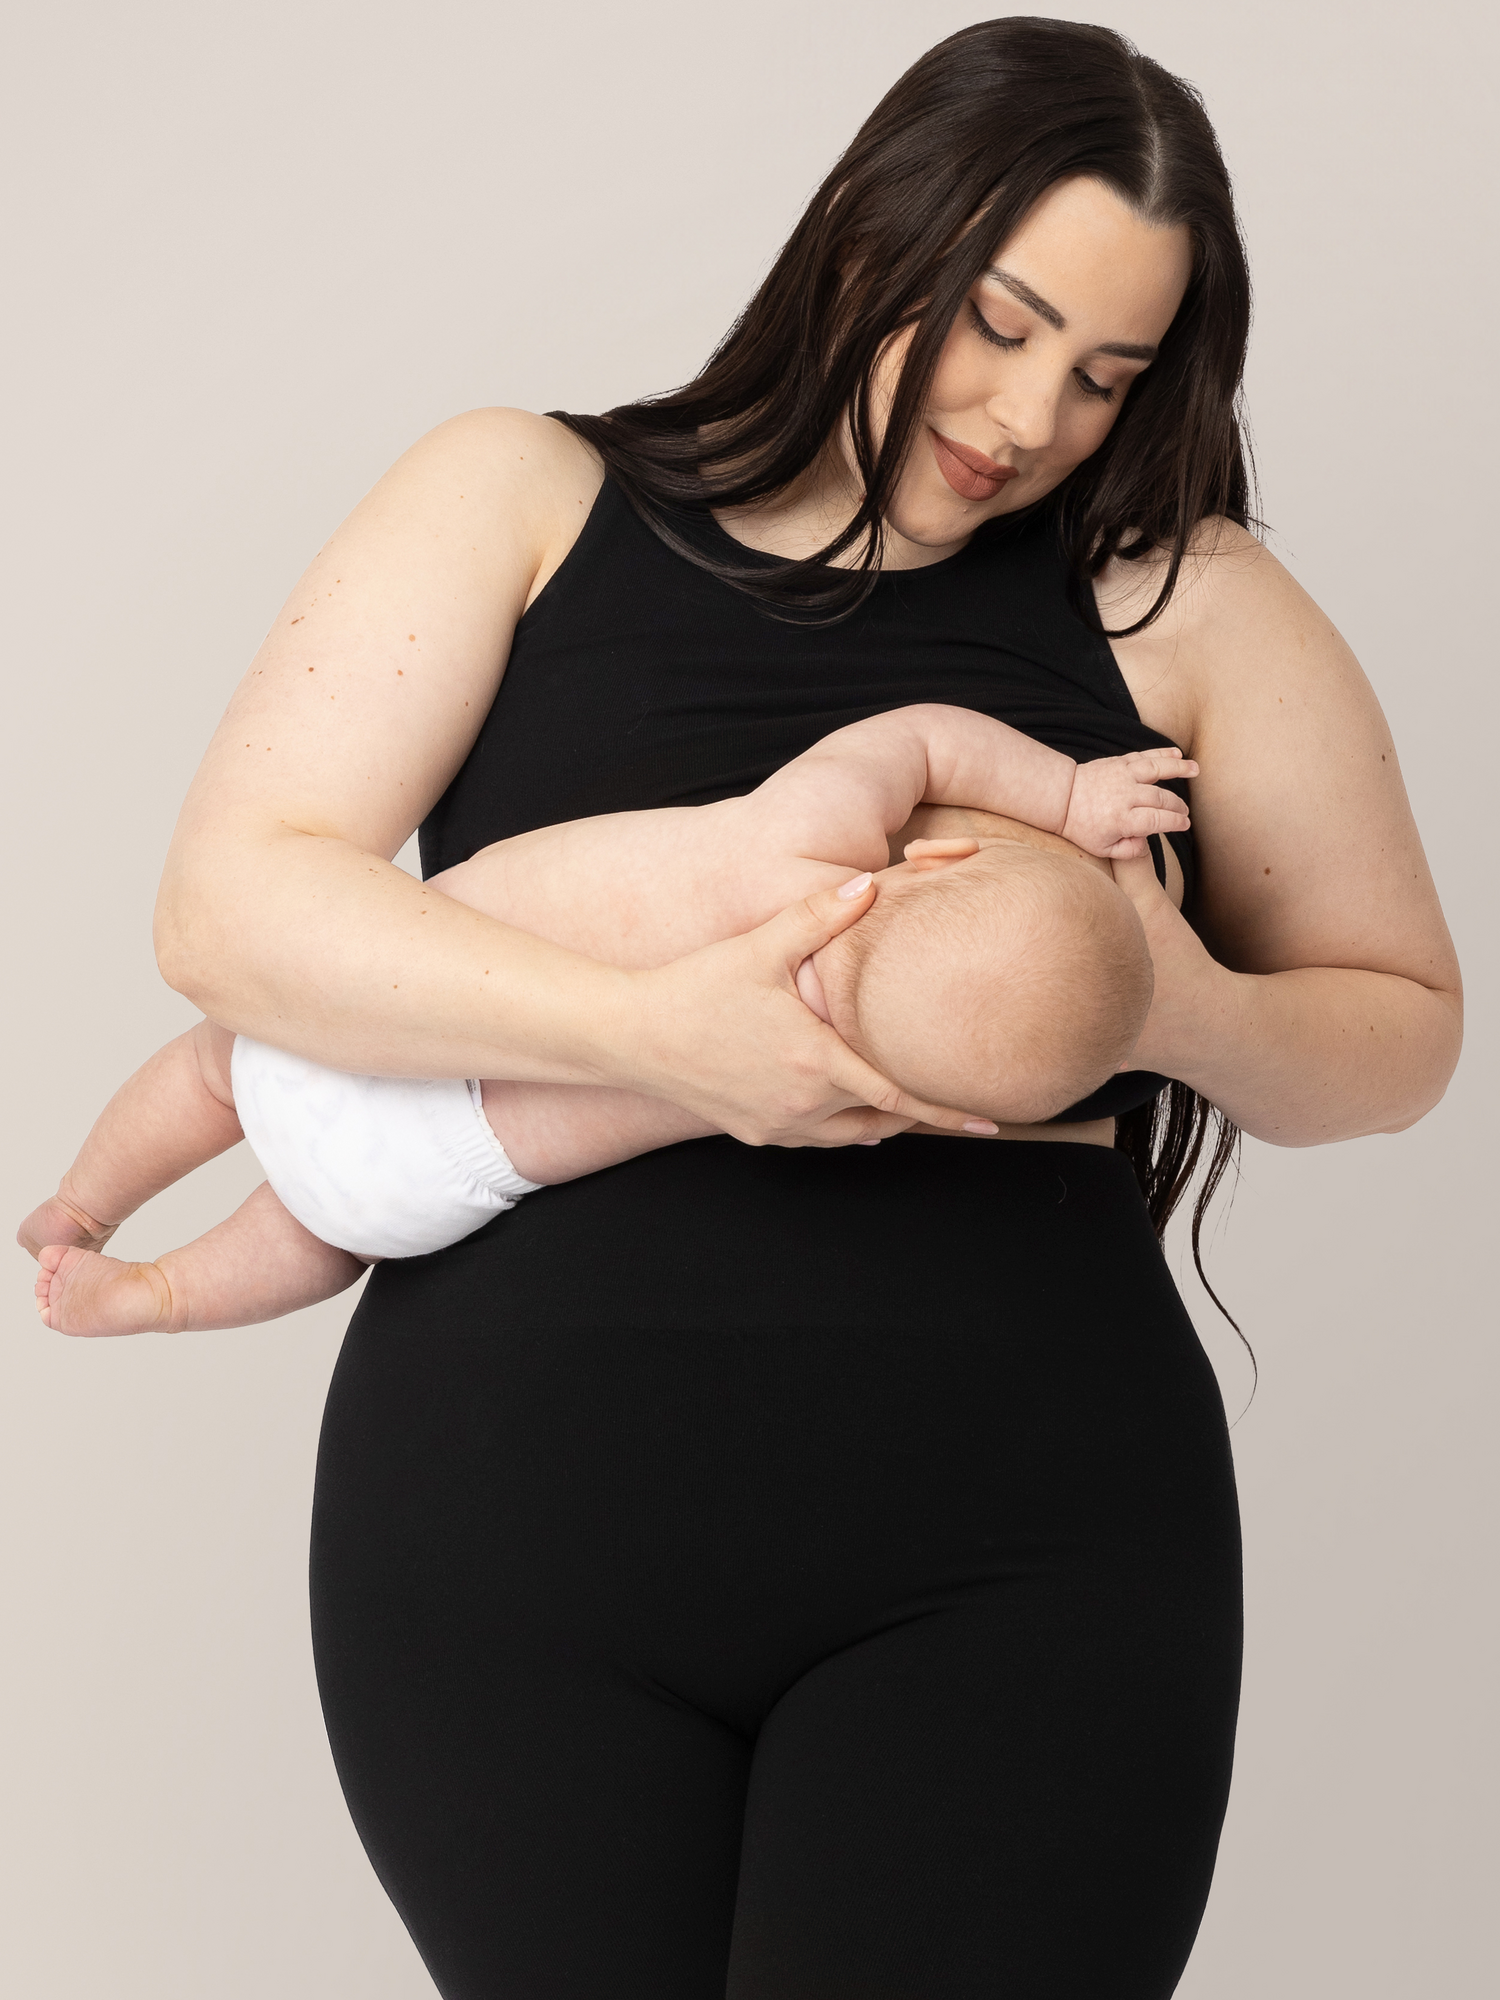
[928,428,1018,502]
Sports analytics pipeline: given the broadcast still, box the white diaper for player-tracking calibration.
[230,1036,542,1261]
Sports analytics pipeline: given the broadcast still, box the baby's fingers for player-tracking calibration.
[1127,748,1198,781]
[1125,808,1192,839]
[1130,785,1192,820]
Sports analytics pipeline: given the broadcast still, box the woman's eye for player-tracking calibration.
[967,301,1023,351]
[968,299,1122,405]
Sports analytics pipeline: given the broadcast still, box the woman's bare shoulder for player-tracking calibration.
[413,405,601,478]
[1095,517,1274,627]
[165,409,607,869]
[388,407,604,571]
[1098,520,1326,750]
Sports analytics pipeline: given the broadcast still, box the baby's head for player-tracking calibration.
[814,841,1154,1125]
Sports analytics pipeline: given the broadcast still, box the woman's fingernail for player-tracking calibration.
[963,1118,1000,1135]
[859,1137,881,1147]
[837,872,873,900]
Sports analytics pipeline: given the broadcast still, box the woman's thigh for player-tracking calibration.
[317,1619,751,1999]
[730,1571,1237,1999]
[315,1565,1233,2000]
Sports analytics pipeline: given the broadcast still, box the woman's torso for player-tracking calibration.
[421,472,1194,1130]
[425,475,1194,846]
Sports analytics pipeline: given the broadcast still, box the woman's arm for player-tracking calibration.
[154,410,987,1147]
[156,409,598,1076]
[1101,525,1462,1145]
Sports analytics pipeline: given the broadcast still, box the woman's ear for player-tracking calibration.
[901,837,982,871]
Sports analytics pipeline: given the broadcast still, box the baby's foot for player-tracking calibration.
[34,1245,179,1337]
[16,1191,118,1261]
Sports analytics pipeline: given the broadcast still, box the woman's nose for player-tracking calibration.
[985,369,1061,453]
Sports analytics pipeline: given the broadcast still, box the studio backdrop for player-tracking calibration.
[3,4,1494,1996]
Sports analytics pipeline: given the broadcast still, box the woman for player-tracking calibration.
[155,18,1460,1999]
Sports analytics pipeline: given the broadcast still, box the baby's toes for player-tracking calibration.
[34,1245,67,1327]
[32,1246,168,1338]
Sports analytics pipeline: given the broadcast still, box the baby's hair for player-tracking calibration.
[828,845,1153,1125]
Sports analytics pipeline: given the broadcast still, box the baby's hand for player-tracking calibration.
[1060,747,1197,859]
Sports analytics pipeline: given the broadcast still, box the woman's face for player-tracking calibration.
[872,176,1194,560]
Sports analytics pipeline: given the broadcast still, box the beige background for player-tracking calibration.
[3,2,1494,1993]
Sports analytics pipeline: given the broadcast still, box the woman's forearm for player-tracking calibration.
[155,824,992,1148]
[155,827,638,1085]
[1112,854,1462,1149]
[1162,962,1462,1146]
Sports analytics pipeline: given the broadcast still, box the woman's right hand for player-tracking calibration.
[621,876,998,1147]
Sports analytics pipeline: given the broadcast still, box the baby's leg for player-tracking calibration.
[481,1079,716,1184]
[35,1181,367,1336]
[18,1020,244,1259]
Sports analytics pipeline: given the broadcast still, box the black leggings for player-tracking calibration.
[311,1138,1241,1999]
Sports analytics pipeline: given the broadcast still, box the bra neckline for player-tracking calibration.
[687,494,1030,585]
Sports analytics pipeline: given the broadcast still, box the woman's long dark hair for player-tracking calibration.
[558,16,1252,1299]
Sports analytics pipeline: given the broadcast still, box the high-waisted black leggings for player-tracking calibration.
[310,1137,1242,1999]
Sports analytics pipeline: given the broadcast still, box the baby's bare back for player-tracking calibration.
[425,796,854,967]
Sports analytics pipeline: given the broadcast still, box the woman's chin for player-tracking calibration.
[883,477,1029,557]
[882,498,991,561]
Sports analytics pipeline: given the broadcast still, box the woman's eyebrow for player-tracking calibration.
[983,265,1159,362]
[986,265,1065,328]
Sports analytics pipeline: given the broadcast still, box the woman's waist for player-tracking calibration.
[369,1133,1170,1334]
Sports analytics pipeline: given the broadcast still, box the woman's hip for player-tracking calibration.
[311,1137,1240,1701]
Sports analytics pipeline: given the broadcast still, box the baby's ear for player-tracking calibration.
[902,837,981,872]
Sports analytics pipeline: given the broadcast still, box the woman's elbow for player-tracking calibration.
[153,909,206,1007]
[152,869,227,1010]
[1378,986,1463,1134]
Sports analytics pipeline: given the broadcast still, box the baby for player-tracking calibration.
[19,705,1192,1335]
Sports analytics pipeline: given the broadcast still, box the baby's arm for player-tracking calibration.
[745,704,1197,867]
[428,706,1197,971]
[20,1020,365,1335]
